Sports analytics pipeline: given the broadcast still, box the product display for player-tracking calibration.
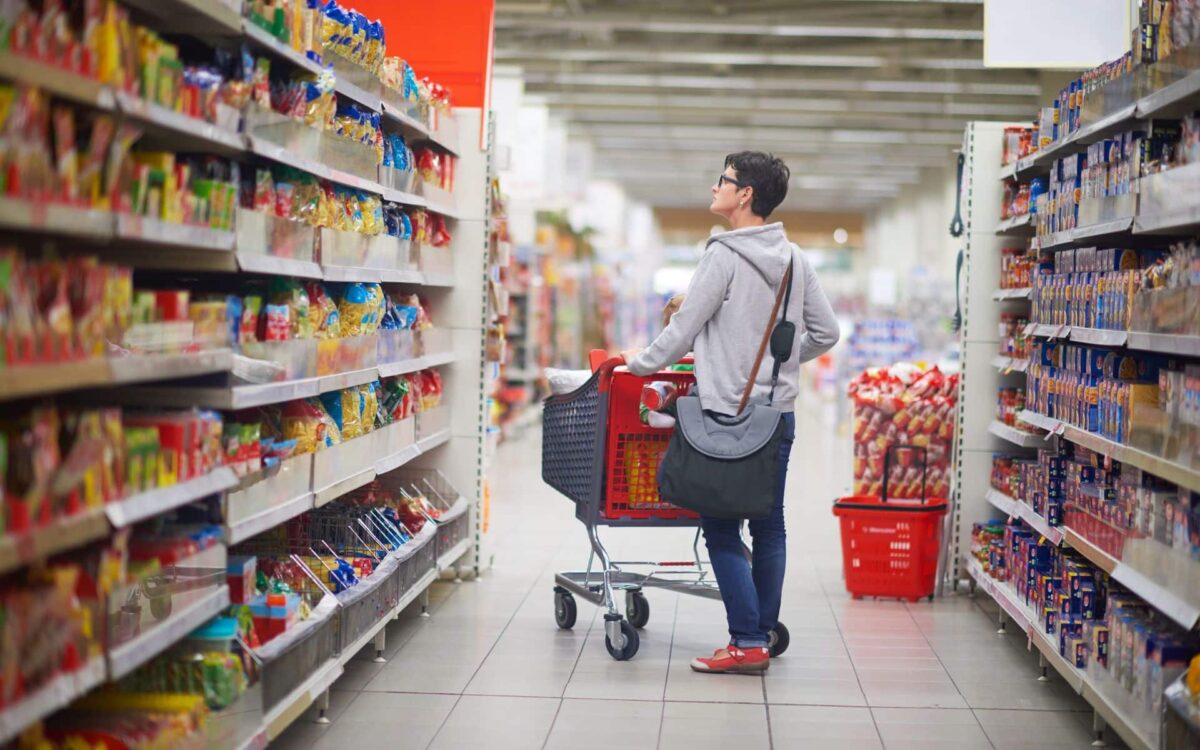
[849,364,956,500]
[0,0,484,741]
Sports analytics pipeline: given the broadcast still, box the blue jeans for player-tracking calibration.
[700,412,795,649]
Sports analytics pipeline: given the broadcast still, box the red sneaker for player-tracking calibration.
[690,645,770,674]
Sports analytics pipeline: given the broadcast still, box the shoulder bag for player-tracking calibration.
[657,255,795,520]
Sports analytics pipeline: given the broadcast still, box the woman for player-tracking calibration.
[622,151,840,674]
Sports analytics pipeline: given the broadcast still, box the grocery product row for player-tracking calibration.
[957,25,1200,736]
[0,461,467,747]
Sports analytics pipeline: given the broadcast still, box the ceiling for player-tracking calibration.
[494,0,1046,213]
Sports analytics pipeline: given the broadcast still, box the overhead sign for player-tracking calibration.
[984,0,1132,69]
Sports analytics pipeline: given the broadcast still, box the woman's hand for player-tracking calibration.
[661,294,686,328]
[620,348,643,365]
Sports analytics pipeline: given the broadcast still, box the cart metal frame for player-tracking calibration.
[542,356,790,661]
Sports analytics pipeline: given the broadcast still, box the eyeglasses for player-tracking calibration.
[716,174,745,189]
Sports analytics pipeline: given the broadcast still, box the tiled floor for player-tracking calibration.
[273,406,1127,749]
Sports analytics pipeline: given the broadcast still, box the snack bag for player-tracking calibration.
[337,283,371,337]
[306,281,339,339]
[281,399,339,453]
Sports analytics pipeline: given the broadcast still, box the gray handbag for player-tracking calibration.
[657,257,795,520]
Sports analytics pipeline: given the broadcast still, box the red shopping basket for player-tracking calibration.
[833,446,948,602]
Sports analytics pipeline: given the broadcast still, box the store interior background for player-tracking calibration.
[485,0,1112,435]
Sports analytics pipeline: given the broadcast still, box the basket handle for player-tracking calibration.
[881,444,929,504]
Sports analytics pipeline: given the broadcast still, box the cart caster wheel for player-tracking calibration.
[626,591,650,629]
[768,622,790,658]
[150,594,172,621]
[605,620,640,661]
[554,589,577,630]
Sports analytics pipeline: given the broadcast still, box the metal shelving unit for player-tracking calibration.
[0,3,489,741]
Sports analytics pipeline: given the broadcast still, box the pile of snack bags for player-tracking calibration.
[849,364,958,500]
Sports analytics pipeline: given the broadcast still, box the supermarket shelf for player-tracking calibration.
[259,565,440,744]
[1138,66,1200,119]
[966,559,1156,750]
[107,586,231,680]
[236,252,324,279]
[1061,526,1118,575]
[983,487,1017,517]
[422,271,456,287]
[115,213,236,251]
[317,367,379,394]
[1133,204,1200,235]
[0,350,233,402]
[1025,322,1071,339]
[998,161,1017,181]
[991,287,1032,301]
[988,419,1048,448]
[225,492,315,546]
[333,76,384,115]
[1111,562,1200,630]
[378,352,456,379]
[437,538,471,573]
[0,509,109,578]
[243,21,324,78]
[991,356,1030,373]
[114,92,245,155]
[381,268,426,284]
[421,350,458,369]
[193,377,321,410]
[322,264,386,283]
[417,428,452,455]
[381,101,431,138]
[1069,327,1128,347]
[1072,216,1134,243]
[375,444,421,477]
[424,199,461,219]
[106,467,239,528]
[120,0,243,35]
[994,213,1034,235]
[0,358,111,401]
[0,196,113,240]
[1126,331,1200,357]
[262,658,343,743]
[0,54,115,110]
[381,186,425,207]
[108,349,234,384]
[0,657,106,746]
[1018,410,1200,493]
[985,488,1064,544]
[313,467,375,508]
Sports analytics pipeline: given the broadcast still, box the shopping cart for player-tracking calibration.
[542,351,792,661]
[833,445,949,602]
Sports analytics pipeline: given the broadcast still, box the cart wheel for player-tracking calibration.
[554,590,577,630]
[626,591,650,629]
[149,594,173,621]
[605,620,640,661]
[768,622,790,658]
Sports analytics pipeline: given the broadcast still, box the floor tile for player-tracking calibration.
[861,679,969,709]
[658,701,771,750]
[427,695,560,750]
[310,692,458,750]
[974,707,1117,749]
[769,705,883,748]
[544,699,663,750]
[872,707,993,749]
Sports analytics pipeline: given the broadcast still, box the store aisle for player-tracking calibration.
[274,405,1126,750]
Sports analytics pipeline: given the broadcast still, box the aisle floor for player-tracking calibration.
[274,405,1127,750]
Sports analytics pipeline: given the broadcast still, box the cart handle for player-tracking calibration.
[881,444,929,504]
[589,349,694,375]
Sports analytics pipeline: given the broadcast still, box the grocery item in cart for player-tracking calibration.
[848,364,958,500]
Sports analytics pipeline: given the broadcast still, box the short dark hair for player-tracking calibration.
[724,151,790,218]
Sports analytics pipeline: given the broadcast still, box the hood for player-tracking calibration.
[707,222,791,281]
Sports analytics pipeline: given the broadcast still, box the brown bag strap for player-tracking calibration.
[737,262,794,415]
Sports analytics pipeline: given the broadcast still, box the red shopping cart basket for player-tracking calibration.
[833,446,948,602]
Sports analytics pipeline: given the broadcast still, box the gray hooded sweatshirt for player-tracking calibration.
[628,222,840,415]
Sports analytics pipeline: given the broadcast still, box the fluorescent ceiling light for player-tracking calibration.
[495,47,987,70]
[520,71,1040,97]
[495,16,982,41]
[534,91,1033,118]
